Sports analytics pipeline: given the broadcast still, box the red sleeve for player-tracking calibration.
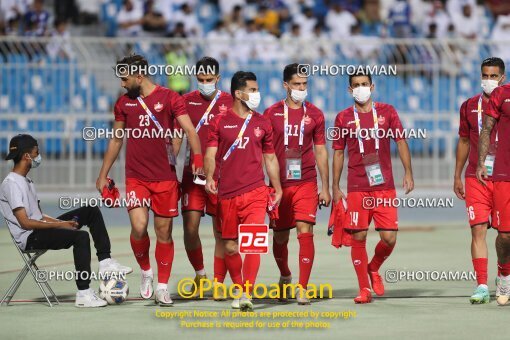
[389,106,405,142]
[170,92,187,119]
[262,119,275,154]
[313,110,326,145]
[113,99,125,122]
[206,114,220,147]
[458,100,469,138]
[486,87,503,120]
[332,112,345,150]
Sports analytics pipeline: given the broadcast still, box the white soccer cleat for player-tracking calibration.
[497,275,510,306]
[99,258,133,275]
[231,289,241,309]
[155,288,174,307]
[496,276,502,298]
[140,273,154,299]
[75,288,107,308]
[239,294,253,312]
[296,287,311,305]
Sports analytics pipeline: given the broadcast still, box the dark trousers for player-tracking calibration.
[25,206,112,290]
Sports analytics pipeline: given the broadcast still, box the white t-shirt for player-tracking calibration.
[0,172,42,250]
[325,9,357,38]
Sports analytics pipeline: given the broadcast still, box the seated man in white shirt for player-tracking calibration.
[0,134,131,308]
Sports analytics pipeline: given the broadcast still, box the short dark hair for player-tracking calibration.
[196,56,219,75]
[231,71,257,97]
[283,63,301,82]
[349,70,373,86]
[481,57,505,74]
[115,54,148,75]
[13,145,36,164]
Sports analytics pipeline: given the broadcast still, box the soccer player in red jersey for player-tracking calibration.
[332,72,414,304]
[455,57,505,304]
[178,57,233,298]
[96,55,203,306]
[205,71,282,311]
[476,59,510,306]
[264,63,330,305]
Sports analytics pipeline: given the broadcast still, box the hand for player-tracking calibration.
[58,220,78,229]
[96,176,108,194]
[273,189,283,206]
[205,177,217,195]
[332,186,346,204]
[403,172,414,194]
[318,188,331,207]
[476,164,488,186]
[192,164,205,176]
[453,177,465,200]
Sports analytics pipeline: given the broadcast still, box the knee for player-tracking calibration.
[130,229,148,239]
[381,236,397,247]
[224,242,238,256]
[74,230,90,245]
[352,231,367,241]
[273,231,289,244]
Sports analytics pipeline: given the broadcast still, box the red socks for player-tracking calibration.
[273,238,291,277]
[186,246,204,272]
[472,258,488,285]
[351,239,370,290]
[130,235,151,271]
[298,233,315,288]
[155,241,174,284]
[224,253,243,286]
[214,256,227,283]
[368,240,395,273]
[498,262,510,277]
[243,254,261,293]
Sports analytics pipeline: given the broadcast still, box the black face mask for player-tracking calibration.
[126,85,141,99]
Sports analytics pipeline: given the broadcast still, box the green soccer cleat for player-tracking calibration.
[470,285,490,304]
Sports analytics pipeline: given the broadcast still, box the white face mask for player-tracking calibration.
[241,91,261,110]
[197,82,216,96]
[352,86,372,104]
[28,154,42,168]
[481,79,500,95]
[290,89,307,103]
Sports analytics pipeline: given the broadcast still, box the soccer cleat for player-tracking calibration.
[213,282,227,301]
[140,273,154,299]
[496,275,510,306]
[187,274,207,298]
[296,287,311,305]
[496,276,502,298]
[231,289,241,309]
[155,288,174,306]
[239,294,254,312]
[469,285,490,304]
[75,288,107,308]
[369,271,385,296]
[278,275,292,302]
[99,258,133,275]
[354,288,372,304]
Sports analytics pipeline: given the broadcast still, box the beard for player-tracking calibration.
[126,85,141,99]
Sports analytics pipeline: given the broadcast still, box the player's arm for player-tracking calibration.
[204,146,218,194]
[96,120,125,193]
[476,115,497,186]
[396,139,414,194]
[314,144,331,206]
[263,152,283,204]
[176,114,203,174]
[454,137,469,200]
[37,201,60,222]
[13,208,77,230]
[332,149,346,204]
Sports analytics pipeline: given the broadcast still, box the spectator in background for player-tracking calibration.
[422,0,451,38]
[54,0,79,24]
[452,3,478,40]
[254,4,280,35]
[167,21,187,38]
[341,20,380,61]
[388,0,412,38]
[142,0,168,35]
[358,0,384,36]
[337,0,363,13]
[206,20,231,60]
[76,0,101,25]
[446,0,476,18]
[303,23,333,61]
[486,0,510,16]
[172,3,202,37]
[491,14,510,64]
[281,23,302,60]
[1,0,30,23]
[219,0,245,16]
[24,0,50,37]
[116,0,143,37]
[325,2,357,38]
[165,43,190,95]
[224,4,244,34]
[232,19,261,61]
[47,18,74,60]
[293,7,317,36]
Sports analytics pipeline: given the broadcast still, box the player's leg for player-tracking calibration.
[128,207,153,299]
[496,232,510,305]
[212,216,227,300]
[57,206,132,274]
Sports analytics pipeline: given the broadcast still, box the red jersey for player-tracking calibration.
[264,101,326,187]
[113,85,187,181]
[207,108,274,199]
[332,102,404,193]
[485,84,510,181]
[458,94,498,179]
[181,90,233,179]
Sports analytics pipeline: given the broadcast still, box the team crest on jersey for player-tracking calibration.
[377,115,385,125]
[219,104,227,113]
[303,115,312,125]
[254,127,262,137]
[154,102,163,112]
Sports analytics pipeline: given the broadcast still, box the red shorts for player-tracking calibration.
[125,178,179,218]
[493,182,510,232]
[217,186,268,240]
[345,190,398,231]
[181,175,218,216]
[273,181,318,231]
[464,177,494,228]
